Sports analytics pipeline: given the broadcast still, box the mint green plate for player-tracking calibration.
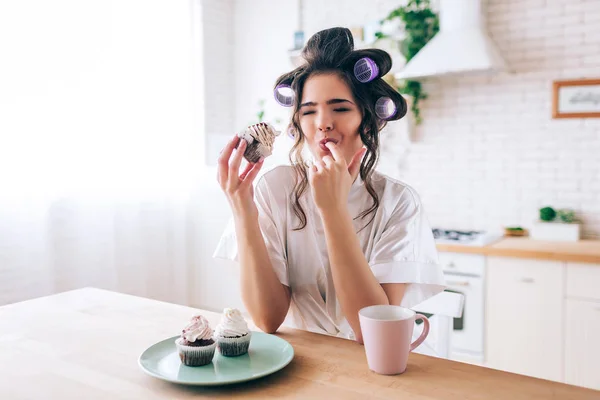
[138,332,294,386]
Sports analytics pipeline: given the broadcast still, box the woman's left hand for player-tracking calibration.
[308,142,366,213]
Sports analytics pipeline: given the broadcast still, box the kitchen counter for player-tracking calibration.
[1,288,598,399]
[437,237,600,264]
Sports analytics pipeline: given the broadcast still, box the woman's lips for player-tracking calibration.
[319,138,338,152]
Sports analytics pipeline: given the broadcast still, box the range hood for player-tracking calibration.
[395,0,508,79]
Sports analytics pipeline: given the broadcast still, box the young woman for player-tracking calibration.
[214,27,444,343]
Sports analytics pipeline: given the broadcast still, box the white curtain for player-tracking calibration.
[0,1,203,305]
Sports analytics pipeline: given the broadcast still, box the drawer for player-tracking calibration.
[438,252,485,276]
[487,257,563,289]
[566,262,600,301]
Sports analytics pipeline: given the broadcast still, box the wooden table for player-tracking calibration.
[0,288,597,399]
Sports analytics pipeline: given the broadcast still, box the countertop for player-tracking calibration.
[0,288,597,399]
[437,237,600,264]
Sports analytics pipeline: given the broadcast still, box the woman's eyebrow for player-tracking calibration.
[299,98,354,108]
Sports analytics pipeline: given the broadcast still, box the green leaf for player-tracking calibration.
[380,0,438,124]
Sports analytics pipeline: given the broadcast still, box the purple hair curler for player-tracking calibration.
[274,84,294,107]
[375,97,397,120]
[287,124,296,139]
[354,57,379,83]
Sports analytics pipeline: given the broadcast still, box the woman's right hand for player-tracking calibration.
[217,134,264,218]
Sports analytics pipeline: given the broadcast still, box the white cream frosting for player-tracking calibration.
[215,308,250,338]
[181,315,213,342]
[250,122,278,150]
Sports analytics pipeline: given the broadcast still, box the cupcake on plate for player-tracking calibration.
[215,308,252,357]
[175,314,216,366]
[236,122,279,163]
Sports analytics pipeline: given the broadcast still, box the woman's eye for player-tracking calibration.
[302,111,315,116]
[334,108,350,112]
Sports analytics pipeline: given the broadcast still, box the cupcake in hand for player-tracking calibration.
[236,122,279,163]
[215,308,252,357]
[175,315,216,366]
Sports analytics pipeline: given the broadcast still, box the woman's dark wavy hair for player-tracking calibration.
[274,27,407,231]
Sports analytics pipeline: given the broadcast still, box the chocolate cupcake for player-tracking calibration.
[215,308,252,357]
[175,314,216,366]
[236,122,279,163]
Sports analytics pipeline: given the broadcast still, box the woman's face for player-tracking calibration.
[298,73,363,164]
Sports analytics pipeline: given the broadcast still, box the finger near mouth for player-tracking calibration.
[319,139,338,151]
[319,143,332,152]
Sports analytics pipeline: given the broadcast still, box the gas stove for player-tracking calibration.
[432,228,501,247]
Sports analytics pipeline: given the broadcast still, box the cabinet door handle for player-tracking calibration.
[518,277,535,283]
[446,280,470,287]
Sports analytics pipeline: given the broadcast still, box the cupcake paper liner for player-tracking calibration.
[216,332,252,357]
[175,338,216,366]
[243,141,271,163]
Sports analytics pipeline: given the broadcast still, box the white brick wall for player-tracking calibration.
[300,0,600,238]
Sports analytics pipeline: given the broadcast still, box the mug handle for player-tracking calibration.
[409,314,430,352]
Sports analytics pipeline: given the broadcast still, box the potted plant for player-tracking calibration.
[530,206,581,242]
[375,0,439,124]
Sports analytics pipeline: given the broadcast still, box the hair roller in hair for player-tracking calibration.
[354,57,379,83]
[274,84,295,107]
[375,97,397,120]
[287,124,296,139]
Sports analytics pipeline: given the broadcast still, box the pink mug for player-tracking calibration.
[359,305,430,375]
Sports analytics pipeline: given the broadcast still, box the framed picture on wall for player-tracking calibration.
[552,79,600,118]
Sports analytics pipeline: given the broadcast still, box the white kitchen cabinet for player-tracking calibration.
[565,262,600,300]
[485,257,564,382]
[565,298,600,390]
[565,262,600,390]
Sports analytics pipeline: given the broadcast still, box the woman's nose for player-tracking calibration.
[316,112,333,132]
